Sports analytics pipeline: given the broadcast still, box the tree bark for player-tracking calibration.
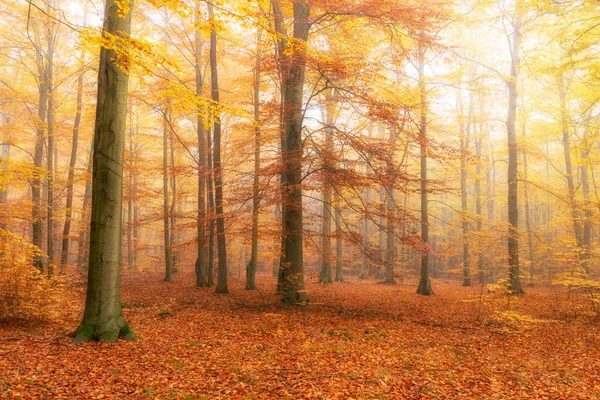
[194,0,208,287]
[246,28,262,290]
[319,91,335,285]
[77,140,93,271]
[334,192,343,282]
[61,46,85,274]
[279,2,311,305]
[208,2,228,294]
[163,103,173,283]
[45,19,56,278]
[417,40,434,295]
[459,85,471,287]
[73,0,137,343]
[557,75,587,273]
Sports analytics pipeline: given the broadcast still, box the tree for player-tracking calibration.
[208,2,228,295]
[417,40,434,296]
[506,13,524,294]
[72,0,137,343]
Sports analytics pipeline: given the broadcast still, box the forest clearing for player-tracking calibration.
[1,273,600,399]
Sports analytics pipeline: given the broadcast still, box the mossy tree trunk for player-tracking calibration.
[72,0,137,344]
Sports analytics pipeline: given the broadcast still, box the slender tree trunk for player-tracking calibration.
[32,32,48,274]
[384,183,395,284]
[475,116,484,284]
[319,91,335,284]
[522,121,535,284]
[194,0,208,287]
[0,115,10,230]
[378,188,385,278]
[506,15,524,294]
[334,193,343,282]
[246,28,262,290]
[361,131,372,279]
[73,0,137,343]
[558,75,587,273]
[45,17,56,278]
[417,41,433,295]
[207,126,215,287]
[459,86,472,287]
[61,49,85,274]
[208,2,228,294]
[170,129,177,271]
[581,117,592,276]
[163,103,172,283]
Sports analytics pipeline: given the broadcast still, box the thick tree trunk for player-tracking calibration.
[163,104,173,283]
[506,16,524,294]
[61,52,85,274]
[73,0,137,343]
[273,1,311,305]
[208,3,228,294]
[194,0,208,287]
[417,41,433,295]
[126,122,134,271]
[378,188,385,278]
[246,28,262,290]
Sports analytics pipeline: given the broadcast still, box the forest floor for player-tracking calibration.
[1,271,600,399]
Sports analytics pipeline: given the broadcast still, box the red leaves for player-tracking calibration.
[1,274,599,398]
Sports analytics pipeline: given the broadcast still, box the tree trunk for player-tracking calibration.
[163,103,173,283]
[319,91,334,285]
[170,126,178,272]
[459,85,471,287]
[246,28,262,290]
[77,140,93,271]
[208,2,228,294]
[474,103,484,284]
[45,20,56,278]
[580,116,592,277]
[0,115,9,230]
[32,29,48,274]
[417,41,433,295]
[73,0,137,343]
[274,1,311,305]
[194,0,208,287]
[334,193,343,282]
[558,75,587,273]
[506,15,523,294]
[61,49,85,274]
[207,126,215,287]
[522,121,535,284]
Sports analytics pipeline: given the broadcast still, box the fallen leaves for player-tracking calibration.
[1,273,599,399]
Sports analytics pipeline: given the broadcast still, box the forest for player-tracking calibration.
[1,0,600,398]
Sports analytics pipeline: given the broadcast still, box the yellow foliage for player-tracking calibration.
[0,229,65,322]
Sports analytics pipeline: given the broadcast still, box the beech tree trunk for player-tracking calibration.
[459,86,471,287]
[334,193,343,282]
[61,47,85,274]
[273,1,311,305]
[319,91,335,285]
[194,0,208,287]
[73,0,137,343]
[208,2,228,294]
[506,15,523,294]
[246,28,262,290]
[558,75,587,273]
[163,104,173,283]
[46,21,55,278]
[417,41,434,295]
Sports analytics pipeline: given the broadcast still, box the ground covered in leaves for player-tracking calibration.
[1,272,600,399]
